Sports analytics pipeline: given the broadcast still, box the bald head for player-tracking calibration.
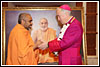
[18,13,31,24]
[40,18,48,23]
[18,13,33,30]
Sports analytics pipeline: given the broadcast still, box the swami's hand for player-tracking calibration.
[33,40,43,50]
[38,42,48,50]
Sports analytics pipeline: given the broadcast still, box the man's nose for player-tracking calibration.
[30,22,33,26]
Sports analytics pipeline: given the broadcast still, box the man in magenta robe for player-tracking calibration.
[35,4,83,65]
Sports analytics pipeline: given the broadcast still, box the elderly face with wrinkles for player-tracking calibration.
[23,15,33,30]
[39,18,48,32]
[19,13,33,30]
[56,8,71,24]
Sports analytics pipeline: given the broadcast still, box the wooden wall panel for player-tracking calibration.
[86,15,96,32]
[2,2,8,7]
[86,2,97,55]
[86,34,96,55]
[76,2,83,7]
[87,2,97,13]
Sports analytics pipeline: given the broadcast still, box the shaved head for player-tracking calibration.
[18,13,33,30]
[40,18,48,24]
[18,13,31,24]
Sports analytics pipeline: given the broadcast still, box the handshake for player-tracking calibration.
[33,40,48,50]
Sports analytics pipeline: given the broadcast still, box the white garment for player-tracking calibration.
[57,24,70,41]
[57,16,73,41]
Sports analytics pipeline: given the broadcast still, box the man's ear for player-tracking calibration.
[21,20,24,25]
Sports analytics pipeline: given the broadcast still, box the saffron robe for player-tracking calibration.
[48,17,83,65]
[6,24,37,65]
[32,28,58,63]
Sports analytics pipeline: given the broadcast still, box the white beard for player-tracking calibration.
[40,27,48,32]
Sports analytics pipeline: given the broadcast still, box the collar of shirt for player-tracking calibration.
[66,16,73,24]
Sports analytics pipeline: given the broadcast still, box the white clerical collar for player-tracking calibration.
[66,16,73,24]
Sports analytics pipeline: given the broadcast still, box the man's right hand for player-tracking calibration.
[33,40,43,50]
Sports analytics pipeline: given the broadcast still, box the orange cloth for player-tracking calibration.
[33,28,58,63]
[6,24,38,65]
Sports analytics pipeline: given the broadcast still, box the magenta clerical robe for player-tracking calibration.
[48,17,83,65]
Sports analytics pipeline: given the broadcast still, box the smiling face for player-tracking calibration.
[19,13,33,30]
[39,18,48,32]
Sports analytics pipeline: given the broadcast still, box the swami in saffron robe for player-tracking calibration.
[6,24,38,65]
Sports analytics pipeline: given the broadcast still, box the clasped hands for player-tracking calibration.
[33,40,48,50]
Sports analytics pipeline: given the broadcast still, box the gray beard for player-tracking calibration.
[40,27,48,32]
